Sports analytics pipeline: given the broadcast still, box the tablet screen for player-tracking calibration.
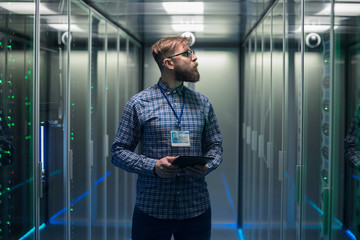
[172,156,213,168]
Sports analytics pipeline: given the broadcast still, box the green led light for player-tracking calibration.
[70,208,74,212]
[0,80,2,84]
[72,103,75,106]
[28,71,31,75]
[7,45,11,49]
[71,137,74,140]
[106,87,109,90]
[25,136,31,140]
[324,177,328,180]
[71,132,74,135]
[28,122,31,126]
[0,41,2,45]
[325,60,328,63]
[6,188,10,191]
[25,76,28,79]
[11,123,14,126]
[6,221,10,225]
[4,151,10,154]
[91,86,94,89]
[324,107,329,111]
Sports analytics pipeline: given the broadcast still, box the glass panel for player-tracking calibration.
[240,36,251,236]
[302,0,332,238]
[337,1,360,239]
[106,23,119,239]
[254,25,263,239]
[90,13,107,239]
[270,2,284,239]
[0,1,34,239]
[283,0,301,238]
[69,1,91,239]
[263,14,272,240]
[116,35,132,239]
[38,0,68,238]
[243,34,256,240]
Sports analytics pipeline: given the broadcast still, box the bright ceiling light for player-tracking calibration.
[162,2,204,14]
[295,25,331,33]
[0,2,57,15]
[48,24,84,32]
[317,4,360,16]
[172,24,204,32]
[170,16,204,32]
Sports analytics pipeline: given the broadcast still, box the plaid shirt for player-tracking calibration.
[345,105,360,168]
[111,79,223,219]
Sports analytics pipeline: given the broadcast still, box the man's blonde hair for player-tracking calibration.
[151,36,191,70]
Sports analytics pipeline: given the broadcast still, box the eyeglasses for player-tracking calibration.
[167,49,195,58]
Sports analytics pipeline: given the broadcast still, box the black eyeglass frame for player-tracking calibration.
[166,49,195,58]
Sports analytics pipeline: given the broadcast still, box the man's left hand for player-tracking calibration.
[184,164,209,178]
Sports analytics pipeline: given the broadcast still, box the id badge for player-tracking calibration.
[171,131,190,147]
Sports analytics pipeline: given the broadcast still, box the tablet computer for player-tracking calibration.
[172,156,213,168]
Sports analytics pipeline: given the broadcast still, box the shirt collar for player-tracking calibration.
[158,79,184,95]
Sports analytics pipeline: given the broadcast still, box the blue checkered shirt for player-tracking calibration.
[345,105,360,168]
[111,79,223,219]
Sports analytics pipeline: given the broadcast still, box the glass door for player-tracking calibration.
[0,2,35,239]
[301,0,332,238]
[69,1,91,239]
[270,3,285,239]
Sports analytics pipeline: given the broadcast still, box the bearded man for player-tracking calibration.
[111,36,223,240]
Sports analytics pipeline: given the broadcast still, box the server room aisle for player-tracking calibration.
[1,0,360,239]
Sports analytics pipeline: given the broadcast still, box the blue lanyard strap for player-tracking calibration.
[158,82,185,130]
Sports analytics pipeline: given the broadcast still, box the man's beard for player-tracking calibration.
[174,64,200,83]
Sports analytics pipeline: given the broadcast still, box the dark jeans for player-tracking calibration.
[131,206,211,240]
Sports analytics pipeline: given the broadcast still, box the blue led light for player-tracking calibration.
[345,229,357,240]
[19,223,46,240]
[221,172,236,217]
[41,126,44,171]
[238,228,245,240]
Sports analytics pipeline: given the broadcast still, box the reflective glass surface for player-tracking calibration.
[241,0,360,239]
[0,2,34,239]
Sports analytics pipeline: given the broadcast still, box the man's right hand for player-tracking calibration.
[154,156,179,178]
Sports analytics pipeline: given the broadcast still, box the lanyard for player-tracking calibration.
[158,82,185,130]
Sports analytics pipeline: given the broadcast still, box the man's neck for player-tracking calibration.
[160,77,183,89]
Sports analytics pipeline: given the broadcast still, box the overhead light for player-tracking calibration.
[295,25,331,33]
[172,24,204,32]
[317,4,360,16]
[170,16,204,32]
[48,24,84,32]
[0,2,57,15]
[162,2,204,14]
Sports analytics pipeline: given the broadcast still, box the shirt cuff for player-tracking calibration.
[142,157,158,176]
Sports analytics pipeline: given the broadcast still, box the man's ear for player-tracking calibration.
[163,58,175,70]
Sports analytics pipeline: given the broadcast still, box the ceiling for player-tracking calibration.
[84,0,276,46]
